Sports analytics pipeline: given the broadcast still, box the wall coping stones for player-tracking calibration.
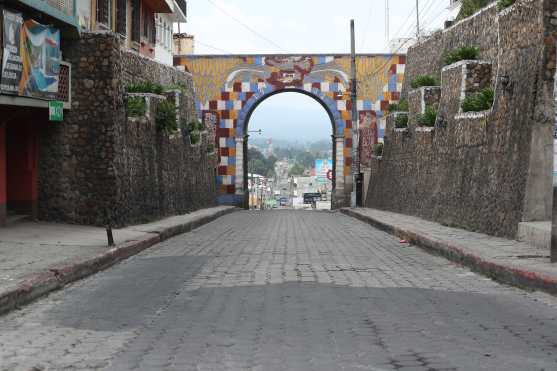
[441,59,492,72]
[126,92,167,99]
[455,110,492,120]
[415,127,435,132]
[394,128,409,133]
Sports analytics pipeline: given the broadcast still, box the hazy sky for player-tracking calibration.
[179,0,454,142]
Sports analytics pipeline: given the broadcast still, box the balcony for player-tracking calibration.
[16,0,78,27]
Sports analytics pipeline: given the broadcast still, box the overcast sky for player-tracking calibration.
[179,0,453,143]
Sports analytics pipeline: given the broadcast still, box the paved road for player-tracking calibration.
[2,210,557,371]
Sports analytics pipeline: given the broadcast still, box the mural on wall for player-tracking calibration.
[1,10,61,100]
[175,54,405,204]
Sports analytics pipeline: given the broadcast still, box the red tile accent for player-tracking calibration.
[345,138,353,147]
[209,101,217,110]
[345,120,352,129]
[226,185,236,194]
[218,166,228,176]
[221,92,230,100]
[221,147,229,156]
[233,82,242,92]
[217,128,231,137]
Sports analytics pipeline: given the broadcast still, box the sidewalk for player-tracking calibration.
[341,208,557,295]
[0,206,237,315]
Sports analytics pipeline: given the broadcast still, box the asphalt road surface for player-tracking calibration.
[2,210,557,370]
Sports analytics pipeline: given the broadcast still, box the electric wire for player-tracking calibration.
[205,0,288,53]
[360,0,375,50]
[195,39,234,54]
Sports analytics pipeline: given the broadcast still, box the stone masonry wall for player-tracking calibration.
[39,32,216,227]
[366,0,554,238]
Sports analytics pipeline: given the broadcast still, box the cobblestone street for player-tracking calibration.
[2,210,557,370]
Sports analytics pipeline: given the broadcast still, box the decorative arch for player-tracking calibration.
[175,54,406,208]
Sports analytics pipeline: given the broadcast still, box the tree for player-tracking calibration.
[288,163,305,177]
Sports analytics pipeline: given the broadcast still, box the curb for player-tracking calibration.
[341,208,557,296]
[0,207,238,316]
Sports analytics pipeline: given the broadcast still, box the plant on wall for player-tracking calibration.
[187,120,204,145]
[127,96,146,117]
[127,81,164,95]
[155,100,177,133]
[395,114,409,129]
[417,105,438,127]
[373,143,384,157]
[456,0,492,20]
[411,75,438,89]
[388,99,409,113]
[461,88,494,112]
[497,0,515,10]
[444,46,480,65]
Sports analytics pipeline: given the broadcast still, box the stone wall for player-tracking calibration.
[365,0,554,238]
[39,32,216,227]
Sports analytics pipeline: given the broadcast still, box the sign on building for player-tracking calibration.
[1,10,61,99]
[48,101,63,121]
[315,159,333,184]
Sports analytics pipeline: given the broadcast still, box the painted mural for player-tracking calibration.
[175,54,405,205]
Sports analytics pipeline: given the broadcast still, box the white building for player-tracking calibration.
[155,0,187,65]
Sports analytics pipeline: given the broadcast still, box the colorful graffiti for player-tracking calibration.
[175,54,405,205]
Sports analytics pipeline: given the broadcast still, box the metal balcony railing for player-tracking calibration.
[45,0,74,17]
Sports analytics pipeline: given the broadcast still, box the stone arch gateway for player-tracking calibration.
[174,54,405,208]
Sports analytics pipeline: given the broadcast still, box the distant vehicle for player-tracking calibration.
[279,197,289,206]
[303,193,321,204]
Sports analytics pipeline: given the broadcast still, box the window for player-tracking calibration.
[116,0,126,35]
[97,0,112,28]
[131,0,140,42]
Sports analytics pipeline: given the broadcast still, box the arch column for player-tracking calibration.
[235,136,245,197]
[331,135,347,209]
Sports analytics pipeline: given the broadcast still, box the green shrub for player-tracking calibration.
[444,46,480,66]
[417,105,438,127]
[388,99,409,113]
[456,0,491,20]
[127,96,146,117]
[155,100,177,132]
[207,143,215,153]
[373,143,384,157]
[127,81,164,94]
[188,120,204,133]
[497,0,515,10]
[411,75,438,89]
[395,114,408,129]
[187,120,204,145]
[190,131,201,145]
[461,88,495,112]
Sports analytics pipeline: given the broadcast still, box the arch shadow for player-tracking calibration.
[240,88,338,209]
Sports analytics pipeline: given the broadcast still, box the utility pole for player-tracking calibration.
[415,0,420,40]
[350,19,362,207]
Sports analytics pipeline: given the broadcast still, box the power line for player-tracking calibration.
[360,0,375,49]
[205,0,288,53]
[195,39,234,54]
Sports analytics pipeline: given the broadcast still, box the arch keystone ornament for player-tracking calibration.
[175,54,405,208]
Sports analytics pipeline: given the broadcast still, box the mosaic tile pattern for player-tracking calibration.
[175,55,405,203]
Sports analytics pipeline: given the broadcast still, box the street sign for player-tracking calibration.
[49,101,63,121]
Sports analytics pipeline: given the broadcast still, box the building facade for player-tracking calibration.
[0,0,75,225]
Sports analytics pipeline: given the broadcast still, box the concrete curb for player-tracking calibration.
[0,207,238,316]
[341,208,557,296]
